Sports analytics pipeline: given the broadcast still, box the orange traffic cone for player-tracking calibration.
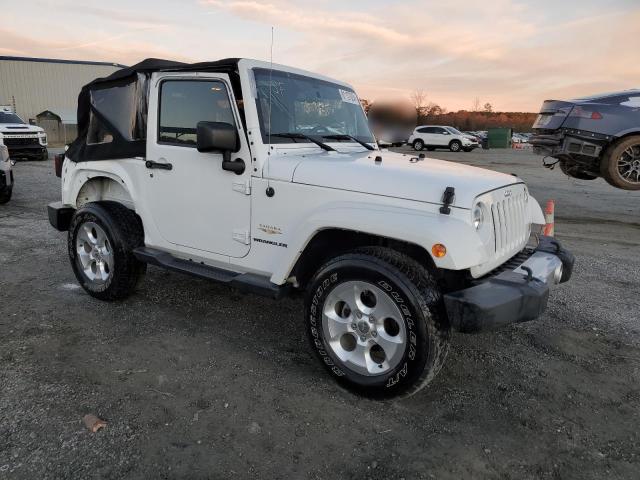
[543,200,555,237]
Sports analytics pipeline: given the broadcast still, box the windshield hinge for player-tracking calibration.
[232,180,251,195]
[232,228,250,245]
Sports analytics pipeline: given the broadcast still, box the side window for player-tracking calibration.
[417,127,430,134]
[158,80,235,147]
[434,127,447,135]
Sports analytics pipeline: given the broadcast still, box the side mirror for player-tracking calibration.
[196,121,245,175]
[196,121,238,154]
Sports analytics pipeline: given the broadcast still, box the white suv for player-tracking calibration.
[409,125,479,152]
[48,58,573,397]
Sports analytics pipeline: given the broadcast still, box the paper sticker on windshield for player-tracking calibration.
[339,89,359,105]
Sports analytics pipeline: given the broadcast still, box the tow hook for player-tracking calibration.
[521,266,534,282]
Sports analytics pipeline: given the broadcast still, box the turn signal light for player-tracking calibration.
[432,243,447,258]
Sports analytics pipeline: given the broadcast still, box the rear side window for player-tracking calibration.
[158,80,235,147]
[417,127,432,133]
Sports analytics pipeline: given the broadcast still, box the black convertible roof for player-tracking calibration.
[67,58,242,163]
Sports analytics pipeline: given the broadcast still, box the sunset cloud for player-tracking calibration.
[2,0,638,111]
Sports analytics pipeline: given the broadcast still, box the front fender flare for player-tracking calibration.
[270,201,485,284]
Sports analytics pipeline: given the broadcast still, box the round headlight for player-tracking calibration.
[473,203,484,230]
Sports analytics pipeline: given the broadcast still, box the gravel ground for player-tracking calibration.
[1,148,639,479]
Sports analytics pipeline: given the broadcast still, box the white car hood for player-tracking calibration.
[269,149,521,208]
[0,123,44,133]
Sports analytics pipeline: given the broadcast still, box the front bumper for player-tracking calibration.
[443,236,574,333]
[7,145,47,159]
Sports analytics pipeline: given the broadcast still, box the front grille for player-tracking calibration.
[491,192,530,255]
[3,137,40,147]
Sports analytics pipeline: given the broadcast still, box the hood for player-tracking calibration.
[268,149,520,208]
[0,123,44,133]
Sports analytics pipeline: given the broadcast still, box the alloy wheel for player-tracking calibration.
[322,281,406,376]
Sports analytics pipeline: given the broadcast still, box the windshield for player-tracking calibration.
[253,68,374,145]
[445,126,463,135]
[0,112,25,124]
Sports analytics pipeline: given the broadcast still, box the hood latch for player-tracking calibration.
[439,186,455,215]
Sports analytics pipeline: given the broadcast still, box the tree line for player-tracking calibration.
[362,89,538,133]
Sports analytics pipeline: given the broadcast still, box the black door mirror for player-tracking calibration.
[196,121,245,175]
[196,121,239,153]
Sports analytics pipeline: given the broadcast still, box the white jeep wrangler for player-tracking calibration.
[48,58,574,397]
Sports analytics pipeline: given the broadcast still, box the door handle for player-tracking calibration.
[222,158,245,175]
[146,160,173,170]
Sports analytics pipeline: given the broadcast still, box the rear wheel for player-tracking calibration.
[413,139,424,151]
[449,140,462,152]
[559,160,598,180]
[304,247,450,398]
[600,136,640,190]
[69,201,146,301]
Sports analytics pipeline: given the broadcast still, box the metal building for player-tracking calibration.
[0,56,125,143]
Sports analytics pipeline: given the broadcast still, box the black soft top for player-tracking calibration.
[67,58,242,162]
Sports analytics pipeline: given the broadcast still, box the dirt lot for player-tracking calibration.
[1,148,639,479]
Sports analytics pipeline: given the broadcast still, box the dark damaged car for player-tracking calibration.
[530,90,640,190]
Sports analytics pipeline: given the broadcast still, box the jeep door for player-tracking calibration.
[143,73,251,258]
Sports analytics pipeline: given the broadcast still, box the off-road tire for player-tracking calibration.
[600,135,640,190]
[559,160,598,180]
[0,187,12,204]
[304,247,450,398]
[68,201,146,301]
[413,139,424,151]
[449,140,462,152]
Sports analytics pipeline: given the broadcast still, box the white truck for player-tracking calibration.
[0,134,13,204]
[48,58,574,397]
[0,106,48,160]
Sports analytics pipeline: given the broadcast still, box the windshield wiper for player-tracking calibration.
[270,132,335,152]
[322,134,375,151]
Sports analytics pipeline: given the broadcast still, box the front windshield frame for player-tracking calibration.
[0,112,25,124]
[252,68,375,146]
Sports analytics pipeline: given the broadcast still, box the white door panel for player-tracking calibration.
[143,73,251,258]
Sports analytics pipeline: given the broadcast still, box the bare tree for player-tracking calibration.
[471,97,481,112]
[410,89,428,118]
[483,102,493,113]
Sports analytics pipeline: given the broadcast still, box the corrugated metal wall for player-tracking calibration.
[0,59,122,123]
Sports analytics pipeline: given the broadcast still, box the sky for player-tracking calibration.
[1,0,638,112]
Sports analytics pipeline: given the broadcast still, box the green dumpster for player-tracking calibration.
[487,127,512,148]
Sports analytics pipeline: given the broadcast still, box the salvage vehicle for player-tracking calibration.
[48,58,574,397]
[409,126,479,152]
[0,106,48,161]
[530,90,640,190]
[0,135,14,204]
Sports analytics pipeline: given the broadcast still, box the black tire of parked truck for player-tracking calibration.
[304,247,450,398]
[600,135,640,190]
[449,140,462,152]
[0,187,12,204]
[559,160,598,180]
[68,201,146,301]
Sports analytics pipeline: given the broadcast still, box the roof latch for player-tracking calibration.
[439,186,455,215]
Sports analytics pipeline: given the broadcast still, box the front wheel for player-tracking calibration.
[304,247,450,398]
[600,136,640,190]
[68,201,146,301]
[449,140,462,152]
